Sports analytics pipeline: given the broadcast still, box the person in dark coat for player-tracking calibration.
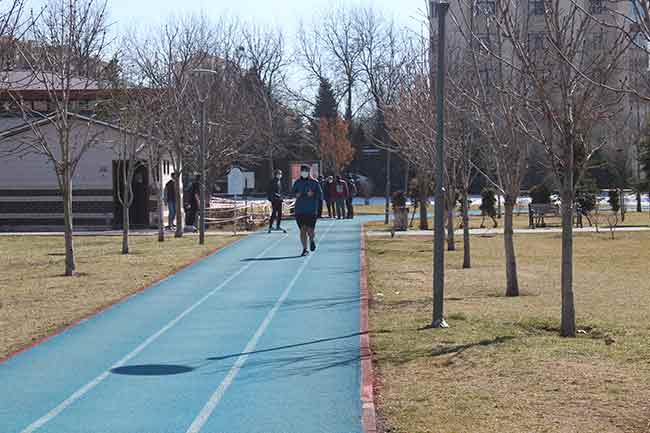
[292,165,323,256]
[267,169,287,233]
[164,172,178,229]
[324,175,335,218]
[345,174,357,219]
[317,175,325,218]
[187,174,200,229]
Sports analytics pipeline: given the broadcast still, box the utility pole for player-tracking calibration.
[431,0,449,329]
[385,149,391,225]
[191,68,220,245]
[199,96,207,245]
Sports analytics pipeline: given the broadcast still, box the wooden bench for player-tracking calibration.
[528,203,560,228]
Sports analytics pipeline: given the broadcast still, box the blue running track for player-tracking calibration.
[1,218,365,433]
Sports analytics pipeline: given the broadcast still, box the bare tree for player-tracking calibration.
[470,0,631,336]
[7,0,111,276]
[126,14,216,238]
[241,24,293,173]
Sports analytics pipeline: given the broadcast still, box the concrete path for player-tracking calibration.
[1,219,364,433]
[367,226,650,237]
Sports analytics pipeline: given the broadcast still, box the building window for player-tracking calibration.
[589,0,606,14]
[33,100,48,112]
[529,0,545,15]
[473,34,492,51]
[590,32,604,50]
[479,68,491,84]
[475,0,496,15]
[528,32,546,50]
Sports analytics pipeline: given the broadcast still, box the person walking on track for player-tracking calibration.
[267,169,287,233]
[292,165,323,256]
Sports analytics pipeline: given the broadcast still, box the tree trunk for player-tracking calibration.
[504,199,519,296]
[419,191,429,230]
[157,184,165,243]
[620,188,626,222]
[404,161,410,192]
[122,203,130,255]
[462,191,471,269]
[175,170,183,238]
[447,206,455,251]
[346,83,353,124]
[268,154,274,178]
[560,189,577,337]
[62,175,76,276]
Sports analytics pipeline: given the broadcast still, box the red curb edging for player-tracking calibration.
[360,225,378,433]
[0,237,240,365]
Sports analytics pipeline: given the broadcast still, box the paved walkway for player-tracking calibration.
[367,225,650,237]
[1,219,363,433]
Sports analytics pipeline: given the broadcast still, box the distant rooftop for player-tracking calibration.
[0,70,103,91]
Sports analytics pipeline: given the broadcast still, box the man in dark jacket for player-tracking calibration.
[292,165,323,256]
[267,169,286,233]
[317,175,325,218]
[324,175,335,218]
[164,172,178,230]
[187,174,200,230]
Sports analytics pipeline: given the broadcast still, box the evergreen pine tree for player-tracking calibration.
[313,78,338,121]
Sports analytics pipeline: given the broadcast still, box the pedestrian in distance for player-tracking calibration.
[292,165,323,256]
[267,169,287,233]
[325,175,335,218]
[317,175,325,218]
[345,174,357,219]
[186,174,200,231]
[164,172,178,230]
[333,175,349,219]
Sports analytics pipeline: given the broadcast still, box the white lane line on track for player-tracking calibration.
[185,221,336,433]
[19,234,289,433]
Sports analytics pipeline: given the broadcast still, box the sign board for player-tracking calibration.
[289,162,320,184]
[227,167,255,195]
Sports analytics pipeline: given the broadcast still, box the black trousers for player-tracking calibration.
[187,207,198,226]
[269,200,283,229]
[346,198,354,219]
[326,200,335,218]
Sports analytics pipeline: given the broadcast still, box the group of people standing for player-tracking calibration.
[164,173,201,231]
[267,166,358,256]
[318,175,357,220]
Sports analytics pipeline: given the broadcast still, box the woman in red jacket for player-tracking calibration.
[330,175,349,219]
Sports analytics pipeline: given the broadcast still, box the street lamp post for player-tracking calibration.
[190,68,219,245]
[431,0,449,329]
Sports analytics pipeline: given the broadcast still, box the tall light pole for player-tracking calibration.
[190,68,218,245]
[431,0,449,329]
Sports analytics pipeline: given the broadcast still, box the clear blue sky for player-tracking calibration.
[107,0,429,34]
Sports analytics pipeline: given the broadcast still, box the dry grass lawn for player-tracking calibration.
[365,211,650,232]
[0,235,238,360]
[367,230,650,433]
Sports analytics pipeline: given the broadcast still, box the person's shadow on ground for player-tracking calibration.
[241,256,303,262]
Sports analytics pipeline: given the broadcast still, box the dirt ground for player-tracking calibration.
[366,231,650,433]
